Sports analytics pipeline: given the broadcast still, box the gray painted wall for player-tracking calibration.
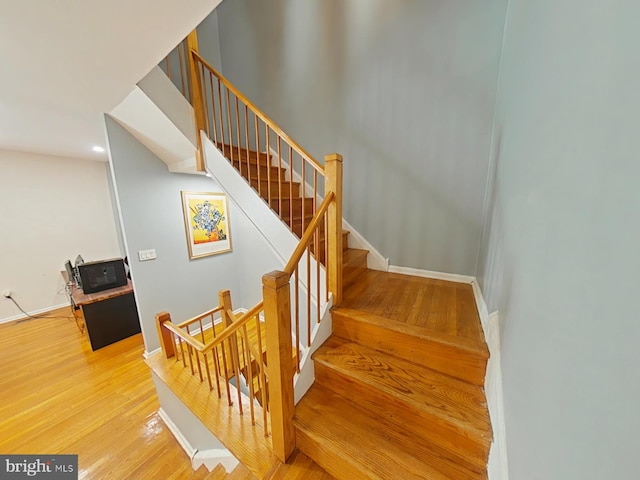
[477,1,640,478]
[105,116,280,353]
[213,0,508,275]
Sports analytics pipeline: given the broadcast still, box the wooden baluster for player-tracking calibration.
[277,137,283,222]
[289,147,293,228]
[178,41,186,97]
[313,170,317,218]
[325,153,343,306]
[294,267,300,373]
[255,114,261,196]
[220,342,233,406]
[195,350,204,382]
[266,126,272,205]
[200,64,211,139]
[211,345,222,398]
[316,223,320,324]
[219,290,243,415]
[178,338,186,367]
[186,31,206,172]
[209,72,219,147]
[187,344,195,375]
[262,271,295,462]
[226,89,234,164]
[155,312,175,359]
[165,57,171,81]
[306,245,311,347]
[235,97,241,165]
[254,314,269,437]
[325,213,329,301]
[203,352,213,391]
[217,82,226,157]
[301,160,306,232]
[241,324,256,425]
[245,105,251,185]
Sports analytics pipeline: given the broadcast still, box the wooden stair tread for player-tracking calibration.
[267,450,334,479]
[146,353,276,479]
[342,269,486,348]
[226,462,257,479]
[342,248,368,266]
[331,307,488,385]
[315,336,491,438]
[294,385,485,480]
[332,306,488,356]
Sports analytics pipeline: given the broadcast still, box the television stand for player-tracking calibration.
[71,280,141,351]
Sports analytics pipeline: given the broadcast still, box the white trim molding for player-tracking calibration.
[158,408,198,462]
[158,408,239,473]
[0,302,70,325]
[485,312,509,480]
[388,265,475,284]
[342,218,389,271]
[471,281,509,480]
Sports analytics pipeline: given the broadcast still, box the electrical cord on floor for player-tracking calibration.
[7,296,75,323]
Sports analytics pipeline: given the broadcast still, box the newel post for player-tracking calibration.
[262,271,295,462]
[155,312,175,359]
[186,29,207,172]
[325,153,343,306]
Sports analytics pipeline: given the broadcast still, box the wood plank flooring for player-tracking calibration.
[0,308,220,479]
[341,269,485,346]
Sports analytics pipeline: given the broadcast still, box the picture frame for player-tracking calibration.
[181,191,232,259]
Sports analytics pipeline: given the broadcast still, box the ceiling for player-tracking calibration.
[0,0,221,161]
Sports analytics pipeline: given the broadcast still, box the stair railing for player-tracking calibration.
[162,30,327,237]
[155,156,342,462]
[156,295,269,436]
[159,29,343,464]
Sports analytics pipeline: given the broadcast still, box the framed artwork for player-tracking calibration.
[181,191,232,259]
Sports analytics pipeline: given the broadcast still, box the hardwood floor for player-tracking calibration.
[341,269,485,346]
[0,308,218,479]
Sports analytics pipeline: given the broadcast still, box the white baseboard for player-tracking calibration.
[485,312,509,480]
[193,449,239,474]
[342,218,389,272]
[144,347,161,359]
[0,302,70,325]
[388,265,475,284]
[158,408,239,473]
[471,279,490,336]
[158,407,198,462]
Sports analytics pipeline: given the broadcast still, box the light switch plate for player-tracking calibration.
[138,249,157,261]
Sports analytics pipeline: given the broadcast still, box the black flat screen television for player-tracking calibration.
[78,258,127,294]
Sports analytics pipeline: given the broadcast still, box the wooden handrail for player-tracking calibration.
[201,301,264,355]
[283,192,335,275]
[175,305,223,328]
[190,50,324,175]
[162,322,207,351]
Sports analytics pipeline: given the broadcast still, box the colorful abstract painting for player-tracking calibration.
[181,192,232,258]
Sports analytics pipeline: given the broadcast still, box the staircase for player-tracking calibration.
[212,141,492,479]
[154,35,493,478]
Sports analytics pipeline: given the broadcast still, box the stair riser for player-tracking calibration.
[294,427,375,480]
[251,181,300,198]
[343,257,367,288]
[332,312,487,386]
[314,363,489,470]
[232,162,283,179]
[270,198,315,217]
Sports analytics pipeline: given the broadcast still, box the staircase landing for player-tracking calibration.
[340,269,485,347]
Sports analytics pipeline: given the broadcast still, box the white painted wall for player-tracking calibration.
[0,150,121,322]
[105,116,281,353]
[214,0,509,275]
[477,1,640,478]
